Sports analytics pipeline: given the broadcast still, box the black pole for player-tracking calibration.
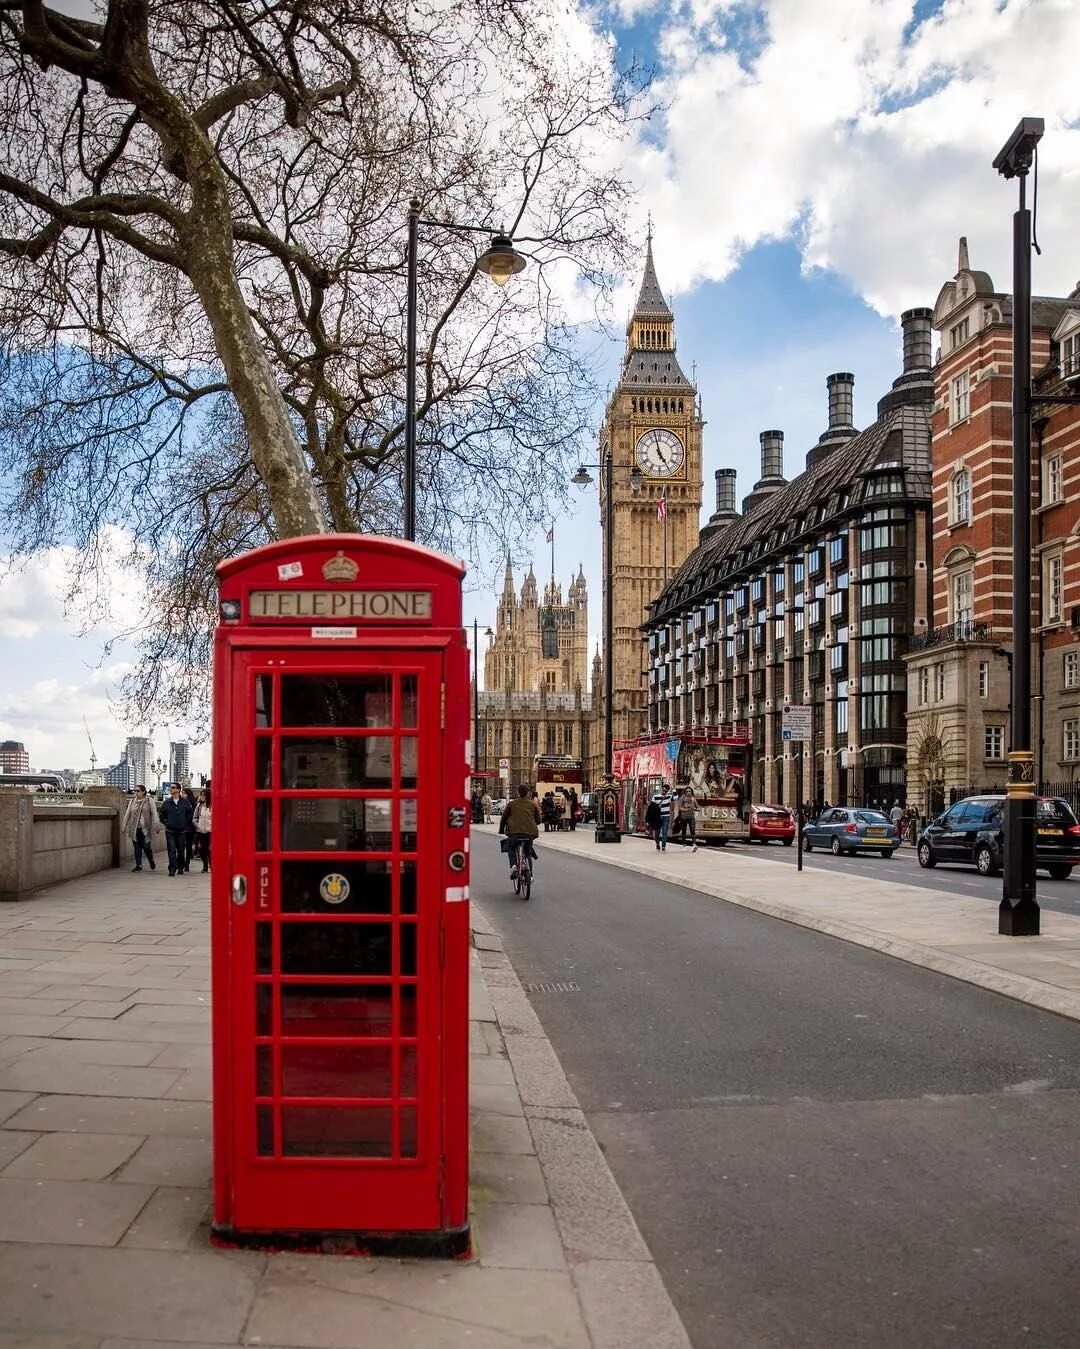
[404,199,420,541]
[472,618,480,774]
[604,444,614,778]
[1000,175,1039,935]
[796,753,803,873]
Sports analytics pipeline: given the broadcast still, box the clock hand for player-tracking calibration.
[653,430,668,466]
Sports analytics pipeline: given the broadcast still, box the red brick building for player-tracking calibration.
[904,239,1080,811]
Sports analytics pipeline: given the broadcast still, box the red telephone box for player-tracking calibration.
[210,535,470,1252]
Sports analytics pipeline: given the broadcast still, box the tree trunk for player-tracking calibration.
[181,154,326,539]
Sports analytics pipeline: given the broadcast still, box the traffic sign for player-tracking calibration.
[781,703,812,742]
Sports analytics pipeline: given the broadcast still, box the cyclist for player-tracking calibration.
[499,784,540,879]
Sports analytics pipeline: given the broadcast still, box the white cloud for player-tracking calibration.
[607,0,1080,316]
[0,527,136,641]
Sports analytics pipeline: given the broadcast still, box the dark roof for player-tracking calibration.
[633,237,672,319]
[648,402,932,623]
[619,348,694,390]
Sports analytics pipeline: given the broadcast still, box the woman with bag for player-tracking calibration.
[123,784,159,873]
[193,788,212,873]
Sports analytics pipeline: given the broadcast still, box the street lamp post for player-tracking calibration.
[471,619,493,774]
[404,200,526,541]
[572,449,643,783]
[993,118,1043,937]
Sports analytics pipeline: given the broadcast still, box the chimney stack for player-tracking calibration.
[901,307,933,373]
[826,373,855,430]
[715,467,737,515]
[759,430,784,482]
[699,467,739,543]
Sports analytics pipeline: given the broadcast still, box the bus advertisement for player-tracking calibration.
[612,732,752,844]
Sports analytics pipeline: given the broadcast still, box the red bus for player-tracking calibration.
[612,731,752,844]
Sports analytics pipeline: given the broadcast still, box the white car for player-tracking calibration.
[490,798,508,815]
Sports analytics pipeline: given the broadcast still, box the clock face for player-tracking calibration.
[635,428,685,478]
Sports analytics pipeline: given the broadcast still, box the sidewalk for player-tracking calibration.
[0,868,688,1349]
[518,825,1080,1023]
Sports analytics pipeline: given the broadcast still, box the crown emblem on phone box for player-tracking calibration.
[321,551,360,582]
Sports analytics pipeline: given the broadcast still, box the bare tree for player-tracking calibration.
[0,1,642,722]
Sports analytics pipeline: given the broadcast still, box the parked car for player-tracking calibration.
[803,807,899,857]
[917,795,1080,880]
[490,798,508,817]
[749,804,796,845]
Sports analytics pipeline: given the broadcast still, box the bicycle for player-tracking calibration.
[510,836,534,901]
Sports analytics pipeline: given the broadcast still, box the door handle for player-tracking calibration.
[231,874,248,906]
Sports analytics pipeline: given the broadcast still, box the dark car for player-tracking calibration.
[803,807,899,857]
[917,795,1080,880]
[580,792,596,823]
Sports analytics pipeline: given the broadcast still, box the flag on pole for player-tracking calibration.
[545,527,554,543]
[656,493,666,522]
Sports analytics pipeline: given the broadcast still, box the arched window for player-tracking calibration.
[951,468,971,524]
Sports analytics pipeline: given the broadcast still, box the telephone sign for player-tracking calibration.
[211,535,470,1253]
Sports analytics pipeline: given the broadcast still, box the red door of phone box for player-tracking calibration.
[210,536,470,1253]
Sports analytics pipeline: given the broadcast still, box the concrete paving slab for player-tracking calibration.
[59,1002,134,1020]
[54,1019,209,1044]
[470,1083,525,1117]
[0,1245,260,1341]
[0,997,80,1018]
[488,986,545,1038]
[126,988,210,1006]
[162,1068,212,1101]
[470,1111,535,1156]
[0,1014,75,1038]
[470,1153,549,1205]
[0,1177,154,1245]
[3,1131,144,1181]
[473,933,505,952]
[0,1061,184,1100]
[0,1335,102,1349]
[3,1095,211,1139]
[148,1044,213,1070]
[117,1004,210,1025]
[0,1089,36,1124]
[471,1201,565,1270]
[245,1257,590,1349]
[114,1136,213,1188]
[118,1186,210,1250]
[36,984,142,1003]
[0,1130,38,1169]
[14,1040,166,1068]
[469,1054,516,1087]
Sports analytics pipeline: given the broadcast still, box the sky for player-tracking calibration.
[3,0,1080,775]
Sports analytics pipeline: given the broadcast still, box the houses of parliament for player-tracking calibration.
[475,234,705,789]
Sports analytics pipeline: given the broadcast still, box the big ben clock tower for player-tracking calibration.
[600,233,703,745]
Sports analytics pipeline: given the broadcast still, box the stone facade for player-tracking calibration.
[644,313,935,811]
[597,236,704,745]
[904,239,1080,810]
[484,560,588,695]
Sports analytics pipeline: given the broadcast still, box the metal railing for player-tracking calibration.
[951,780,1080,815]
[908,620,994,653]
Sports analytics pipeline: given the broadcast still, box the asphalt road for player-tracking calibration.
[474,842,1080,1349]
[679,835,1080,916]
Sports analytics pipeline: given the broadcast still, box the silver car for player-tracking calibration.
[803,807,899,858]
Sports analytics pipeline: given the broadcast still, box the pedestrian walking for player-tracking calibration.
[677,787,699,852]
[568,787,578,832]
[159,782,194,876]
[482,791,493,824]
[193,788,212,873]
[181,788,198,871]
[123,784,159,872]
[649,782,673,851]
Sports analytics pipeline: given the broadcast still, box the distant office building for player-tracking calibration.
[105,754,135,792]
[170,741,190,786]
[0,741,30,773]
[125,736,152,789]
[75,770,106,788]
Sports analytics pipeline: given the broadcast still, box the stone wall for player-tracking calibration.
[0,788,133,900]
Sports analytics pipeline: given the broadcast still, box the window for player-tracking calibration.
[1062,331,1080,378]
[808,548,823,575]
[1065,720,1080,762]
[952,570,973,626]
[935,664,945,700]
[830,644,846,672]
[951,370,970,423]
[835,698,848,736]
[979,661,989,698]
[750,578,763,602]
[794,610,804,633]
[829,537,846,565]
[1044,455,1063,505]
[1065,651,1079,690]
[951,468,971,524]
[1044,553,1063,624]
[985,725,1005,760]
[831,590,846,617]
[918,668,929,705]
[950,317,970,349]
[793,561,805,586]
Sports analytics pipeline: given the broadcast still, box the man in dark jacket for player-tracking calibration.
[499,785,541,876]
[159,782,194,876]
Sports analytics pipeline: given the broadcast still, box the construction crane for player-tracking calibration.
[82,715,97,772]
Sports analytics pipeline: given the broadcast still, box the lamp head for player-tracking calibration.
[992,117,1044,179]
[629,466,643,492]
[477,233,527,287]
[571,466,594,488]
